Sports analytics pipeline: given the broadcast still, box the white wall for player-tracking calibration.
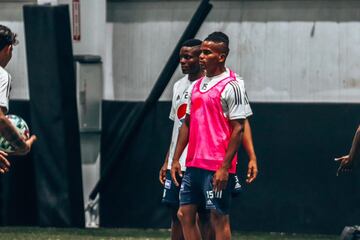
[58,0,106,57]
[107,0,360,103]
[0,0,107,100]
[106,1,197,101]
[2,1,360,103]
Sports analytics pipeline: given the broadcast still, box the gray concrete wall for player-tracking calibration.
[1,1,360,103]
[0,0,106,100]
[107,0,360,103]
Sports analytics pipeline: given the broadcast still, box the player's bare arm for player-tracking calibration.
[242,119,258,183]
[170,114,190,186]
[159,150,169,185]
[0,107,37,156]
[213,119,245,192]
[336,125,360,175]
[0,150,9,173]
[348,125,360,162]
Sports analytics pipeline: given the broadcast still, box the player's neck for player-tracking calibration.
[188,71,204,82]
[0,57,6,68]
[0,51,7,68]
[206,65,226,78]
[0,56,9,68]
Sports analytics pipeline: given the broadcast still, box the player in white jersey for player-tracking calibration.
[0,25,37,173]
[166,75,191,173]
[159,39,213,240]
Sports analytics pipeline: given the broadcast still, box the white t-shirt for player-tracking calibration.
[0,66,11,113]
[167,75,194,171]
[186,68,252,119]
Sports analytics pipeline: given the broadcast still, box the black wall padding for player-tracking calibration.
[0,101,37,226]
[101,101,360,234]
[90,0,213,201]
[100,101,172,228]
[23,5,84,227]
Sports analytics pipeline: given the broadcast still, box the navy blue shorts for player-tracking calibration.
[179,167,236,215]
[161,170,183,207]
[231,174,242,197]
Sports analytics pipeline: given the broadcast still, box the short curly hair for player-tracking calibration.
[181,39,202,48]
[0,25,18,51]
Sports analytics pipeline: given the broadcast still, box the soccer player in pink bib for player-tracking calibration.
[171,32,255,240]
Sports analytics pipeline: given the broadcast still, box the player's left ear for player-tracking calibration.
[219,53,226,63]
[4,45,12,55]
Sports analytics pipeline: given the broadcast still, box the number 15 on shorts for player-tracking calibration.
[206,190,222,199]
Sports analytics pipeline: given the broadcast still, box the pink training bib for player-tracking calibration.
[186,70,237,174]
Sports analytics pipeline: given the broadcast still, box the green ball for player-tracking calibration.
[0,115,30,153]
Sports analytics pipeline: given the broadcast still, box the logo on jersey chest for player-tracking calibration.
[177,103,187,121]
[201,83,208,90]
[176,90,189,103]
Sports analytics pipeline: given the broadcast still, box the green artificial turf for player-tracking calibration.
[0,227,338,240]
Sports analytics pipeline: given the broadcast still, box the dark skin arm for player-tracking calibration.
[159,150,169,185]
[242,119,258,183]
[348,126,360,163]
[336,125,360,175]
[213,119,245,192]
[171,114,190,186]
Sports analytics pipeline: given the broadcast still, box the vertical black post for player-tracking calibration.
[23,5,84,227]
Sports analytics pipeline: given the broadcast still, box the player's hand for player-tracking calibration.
[335,155,353,176]
[13,135,37,156]
[170,160,182,187]
[246,158,258,184]
[213,167,229,192]
[159,162,167,185]
[0,151,10,174]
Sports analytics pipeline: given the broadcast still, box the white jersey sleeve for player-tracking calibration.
[167,76,192,171]
[0,68,11,113]
[185,81,196,115]
[222,77,252,120]
[234,74,253,117]
[168,81,179,121]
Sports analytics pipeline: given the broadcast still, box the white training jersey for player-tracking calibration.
[167,75,194,171]
[0,66,11,113]
[186,68,252,119]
